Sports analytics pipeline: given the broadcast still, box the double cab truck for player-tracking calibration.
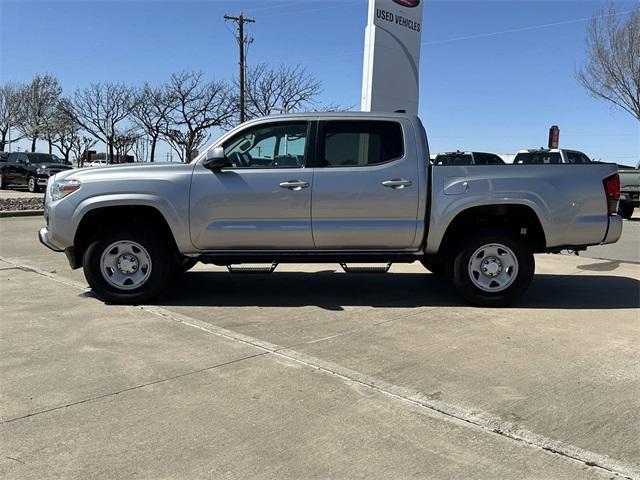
[39,112,623,306]
[0,152,73,192]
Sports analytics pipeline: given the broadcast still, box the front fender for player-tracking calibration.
[71,194,190,250]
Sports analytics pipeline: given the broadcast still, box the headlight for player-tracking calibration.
[50,179,81,201]
[37,166,47,175]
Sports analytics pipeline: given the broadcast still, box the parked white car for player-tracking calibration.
[88,160,108,167]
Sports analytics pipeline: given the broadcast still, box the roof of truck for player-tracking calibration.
[259,111,418,121]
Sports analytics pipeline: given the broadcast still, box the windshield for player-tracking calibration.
[26,153,64,164]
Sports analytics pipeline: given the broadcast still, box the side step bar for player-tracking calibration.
[227,262,279,274]
[339,262,392,274]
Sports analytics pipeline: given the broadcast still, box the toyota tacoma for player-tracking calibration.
[39,112,623,306]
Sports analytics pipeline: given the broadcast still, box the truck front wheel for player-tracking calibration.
[83,228,171,304]
[450,232,534,307]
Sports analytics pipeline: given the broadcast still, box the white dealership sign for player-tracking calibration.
[361,0,425,115]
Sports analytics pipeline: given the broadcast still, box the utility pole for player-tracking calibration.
[224,12,255,124]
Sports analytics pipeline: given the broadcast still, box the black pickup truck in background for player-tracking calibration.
[0,152,73,192]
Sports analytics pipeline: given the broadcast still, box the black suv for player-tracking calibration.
[434,151,505,166]
[0,152,73,192]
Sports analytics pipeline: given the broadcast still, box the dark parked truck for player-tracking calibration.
[0,152,73,192]
[617,166,640,219]
[39,112,623,306]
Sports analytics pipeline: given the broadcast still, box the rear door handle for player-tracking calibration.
[279,180,309,191]
[382,179,412,189]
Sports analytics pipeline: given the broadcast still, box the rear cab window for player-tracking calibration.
[322,120,404,167]
[435,153,473,166]
[516,152,562,164]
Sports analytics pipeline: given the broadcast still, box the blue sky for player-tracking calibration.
[1,0,638,163]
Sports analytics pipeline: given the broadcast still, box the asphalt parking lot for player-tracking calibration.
[1,215,639,479]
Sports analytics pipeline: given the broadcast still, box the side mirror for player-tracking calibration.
[203,147,228,171]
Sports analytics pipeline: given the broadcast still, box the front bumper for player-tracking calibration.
[38,227,64,252]
[602,215,623,245]
[39,227,79,268]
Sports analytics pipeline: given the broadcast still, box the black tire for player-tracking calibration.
[449,231,534,307]
[0,173,7,190]
[82,228,172,304]
[420,258,446,277]
[618,202,634,220]
[27,176,39,193]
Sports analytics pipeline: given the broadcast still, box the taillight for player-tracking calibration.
[603,173,620,215]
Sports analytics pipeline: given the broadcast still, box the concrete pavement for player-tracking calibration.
[1,216,639,479]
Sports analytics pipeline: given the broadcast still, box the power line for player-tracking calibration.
[224,12,255,124]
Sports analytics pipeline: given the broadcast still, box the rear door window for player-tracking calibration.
[322,121,403,167]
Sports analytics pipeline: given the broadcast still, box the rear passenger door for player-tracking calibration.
[311,119,420,249]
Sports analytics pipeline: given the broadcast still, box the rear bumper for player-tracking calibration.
[620,192,640,207]
[602,215,623,245]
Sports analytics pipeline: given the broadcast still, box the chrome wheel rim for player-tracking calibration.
[100,240,152,290]
[468,243,519,293]
[29,177,35,191]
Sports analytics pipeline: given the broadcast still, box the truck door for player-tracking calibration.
[311,119,420,249]
[189,121,315,250]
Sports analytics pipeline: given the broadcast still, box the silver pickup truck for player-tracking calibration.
[39,112,622,306]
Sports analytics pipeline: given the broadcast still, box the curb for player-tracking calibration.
[0,210,44,218]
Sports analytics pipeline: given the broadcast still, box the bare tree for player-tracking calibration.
[0,83,25,151]
[50,101,82,162]
[132,83,174,162]
[243,64,322,120]
[134,137,148,163]
[577,5,640,120]
[113,127,140,162]
[163,71,236,162]
[67,82,136,163]
[16,74,62,152]
[71,136,97,167]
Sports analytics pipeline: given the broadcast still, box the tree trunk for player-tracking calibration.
[31,136,37,152]
[48,139,53,154]
[149,137,157,163]
[108,139,115,164]
[0,130,6,151]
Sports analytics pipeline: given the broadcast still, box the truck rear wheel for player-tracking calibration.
[449,232,534,307]
[83,228,171,304]
[0,173,7,189]
[618,202,634,220]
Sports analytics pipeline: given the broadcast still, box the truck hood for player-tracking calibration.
[54,162,195,183]
[38,163,73,170]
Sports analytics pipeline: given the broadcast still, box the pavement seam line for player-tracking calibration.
[2,255,637,480]
[2,352,268,424]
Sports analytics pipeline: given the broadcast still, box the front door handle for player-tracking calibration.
[382,178,412,189]
[279,180,309,191]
